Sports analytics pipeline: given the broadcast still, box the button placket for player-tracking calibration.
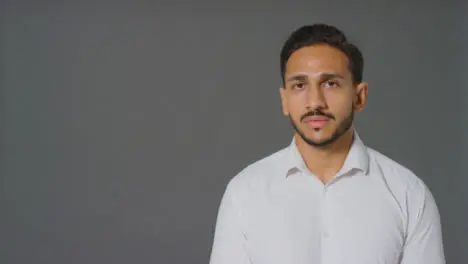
[321,186,330,238]
[319,184,333,263]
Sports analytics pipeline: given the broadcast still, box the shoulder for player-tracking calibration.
[223,145,289,198]
[366,147,441,233]
[366,147,436,212]
[367,147,427,191]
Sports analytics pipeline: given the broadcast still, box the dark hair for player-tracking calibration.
[280,23,364,85]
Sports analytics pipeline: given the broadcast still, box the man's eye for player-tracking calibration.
[324,81,339,88]
[293,83,306,89]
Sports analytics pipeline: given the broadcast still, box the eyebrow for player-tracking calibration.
[285,73,345,83]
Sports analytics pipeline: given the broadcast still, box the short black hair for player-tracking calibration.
[280,23,364,85]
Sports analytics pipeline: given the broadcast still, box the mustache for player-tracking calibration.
[300,110,335,121]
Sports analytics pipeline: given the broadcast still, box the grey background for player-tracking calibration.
[1,1,466,263]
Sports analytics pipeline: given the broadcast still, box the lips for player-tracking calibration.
[303,116,330,129]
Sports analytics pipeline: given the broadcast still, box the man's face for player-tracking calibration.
[280,44,368,147]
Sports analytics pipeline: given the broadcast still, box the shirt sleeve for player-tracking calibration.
[209,182,251,264]
[400,179,446,264]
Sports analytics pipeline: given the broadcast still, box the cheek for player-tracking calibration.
[287,97,307,116]
[324,93,353,114]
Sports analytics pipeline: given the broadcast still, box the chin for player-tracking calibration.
[302,136,336,147]
[306,135,333,144]
[300,127,341,146]
[305,126,335,137]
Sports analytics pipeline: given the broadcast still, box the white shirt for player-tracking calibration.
[209,131,445,264]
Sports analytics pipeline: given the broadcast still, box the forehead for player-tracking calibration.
[285,44,350,79]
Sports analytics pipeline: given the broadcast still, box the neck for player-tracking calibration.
[295,128,354,183]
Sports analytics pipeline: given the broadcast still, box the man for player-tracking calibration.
[209,24,445,264]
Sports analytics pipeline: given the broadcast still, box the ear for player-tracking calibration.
[279,87,289,116]
[354,82,368,112]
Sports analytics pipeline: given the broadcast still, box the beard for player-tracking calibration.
[289,109,354,148]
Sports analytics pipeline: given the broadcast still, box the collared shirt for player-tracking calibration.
[209,131,445,264]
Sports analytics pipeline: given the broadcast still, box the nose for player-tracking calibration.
[306,85,327,110]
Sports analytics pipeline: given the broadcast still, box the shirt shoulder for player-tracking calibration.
[224,146,289,200]
[367,147,442,256]
[366,147,432,205]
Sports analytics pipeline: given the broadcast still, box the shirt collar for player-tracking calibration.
[282,130,370,178]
